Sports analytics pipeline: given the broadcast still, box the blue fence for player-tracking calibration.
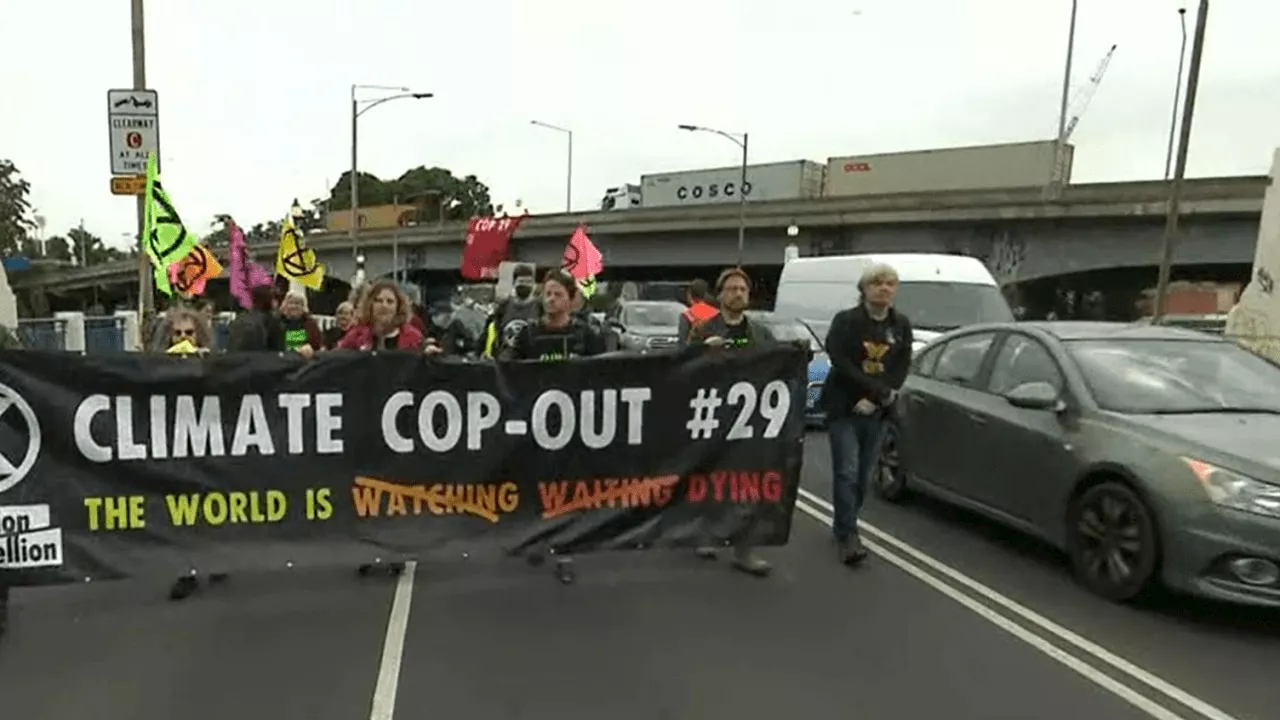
[16,319,67,350]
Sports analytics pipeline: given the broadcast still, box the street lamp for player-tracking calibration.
[530,120,573,213]
[350,84,433,263]
[1050,0,1079,193]
[1164,7,1189,180]
[678,124,749,266]
[1153,0,1210,323]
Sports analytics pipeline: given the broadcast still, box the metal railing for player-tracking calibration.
[16,319,67,350]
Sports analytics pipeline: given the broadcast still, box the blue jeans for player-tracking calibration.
[827,413,889,542]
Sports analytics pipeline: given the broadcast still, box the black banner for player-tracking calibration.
[0,347,807,586]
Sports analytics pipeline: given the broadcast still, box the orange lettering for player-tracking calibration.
[352,484,383,517]
[538,482,569,513]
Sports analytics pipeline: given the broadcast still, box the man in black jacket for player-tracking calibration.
[820,262,913,566]
[687,267,775,577]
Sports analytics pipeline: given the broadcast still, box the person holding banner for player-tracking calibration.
[227,285,286,353]
[279,292,324,359]
[336,280,428,352]
[688,268,775,577]
[500,269,608,584]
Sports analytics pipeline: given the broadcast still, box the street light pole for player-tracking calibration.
[1050,0,1079,193]
[1153,0,1210,323]
[530,121,573,213]
[677,124,750,266]
[1164,7,1189,180]
[349,84,433,277]
[130,0,151,327]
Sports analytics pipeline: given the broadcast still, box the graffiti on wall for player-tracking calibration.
[982,229,1028,285]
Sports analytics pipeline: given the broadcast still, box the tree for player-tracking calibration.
[43,235,71,261]
[67,226,123,266]
[325,166,494,221]
[0,159,35,258]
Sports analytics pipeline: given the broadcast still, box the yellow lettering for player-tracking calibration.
[84,497,102,531]
[203,493,229,525]
[311,488,332,520]
[497,482,519,513]
[165,494,201,526]
[229,492,248,523]
[267,490,288,521]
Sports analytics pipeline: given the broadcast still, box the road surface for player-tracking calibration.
[0,435,1275,720]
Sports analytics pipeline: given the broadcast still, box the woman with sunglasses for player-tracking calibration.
[161,308,226,599]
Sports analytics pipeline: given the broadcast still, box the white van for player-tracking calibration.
[774,253,1014,349]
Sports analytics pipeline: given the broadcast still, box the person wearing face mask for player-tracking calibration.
[482,264,541,358]
[423,300,472,356]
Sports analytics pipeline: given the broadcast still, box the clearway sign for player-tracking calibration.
[107,89,160,176]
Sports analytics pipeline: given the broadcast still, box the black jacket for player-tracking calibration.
[425,318,473,356]
[500,316,606,361]
[820,305,913,416]
[227,309,286,352]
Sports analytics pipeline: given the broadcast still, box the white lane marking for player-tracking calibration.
[793,499,1192,720]
[370,561,418,720]
[797,488,1242,720]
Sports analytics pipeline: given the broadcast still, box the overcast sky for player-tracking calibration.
[6,0,1279,250]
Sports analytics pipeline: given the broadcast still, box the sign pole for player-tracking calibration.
[131,0,152,340]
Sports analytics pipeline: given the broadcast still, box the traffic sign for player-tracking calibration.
[107,89,160,176]
[111,175,146,196]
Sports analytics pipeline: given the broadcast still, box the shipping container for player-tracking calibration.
[824,140,1072,197]
[640,160,825,209]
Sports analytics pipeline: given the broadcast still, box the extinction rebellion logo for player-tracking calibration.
[0,380,64,570]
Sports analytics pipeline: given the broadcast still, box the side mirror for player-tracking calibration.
[1004,381,1065,412]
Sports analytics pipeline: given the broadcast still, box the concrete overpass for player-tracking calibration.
[14,175,1267,295]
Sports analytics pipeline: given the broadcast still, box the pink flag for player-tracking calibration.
[561,225,603,281]
[228,219,274,309]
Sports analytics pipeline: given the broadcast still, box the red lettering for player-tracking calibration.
[537,481,569,512]
[710,471,729,501]
[687,474,707,502]
[762,471,782,503]
[735,472,761,502]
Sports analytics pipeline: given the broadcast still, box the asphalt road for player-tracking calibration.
[0,434,1275,720]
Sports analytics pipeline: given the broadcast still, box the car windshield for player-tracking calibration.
[893,282,1014,332]
[1067,339,1280,414]
[623,303,682,327]
[749,313,823,351]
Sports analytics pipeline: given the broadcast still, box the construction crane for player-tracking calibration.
[1049,43,1118,191]
[1062,43,1118,143]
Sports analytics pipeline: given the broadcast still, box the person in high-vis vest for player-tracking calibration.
[678,278,719,345]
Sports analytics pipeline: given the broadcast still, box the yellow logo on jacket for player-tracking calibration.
[862,341,890,375]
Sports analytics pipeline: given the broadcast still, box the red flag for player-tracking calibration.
[460,214,527,280]
[562,225,603,281]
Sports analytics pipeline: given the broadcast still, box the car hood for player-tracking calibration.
[625,326,679,337]
[1119,412,1280,473]
[913,329,943,350]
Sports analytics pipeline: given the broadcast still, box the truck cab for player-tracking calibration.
[600,184,641,211]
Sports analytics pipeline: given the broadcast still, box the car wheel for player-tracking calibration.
[872,423,909,502]
[1066,481,1159,603]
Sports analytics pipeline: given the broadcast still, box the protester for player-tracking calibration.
[0,323,22,349]
[482,264,540,357]
[500,269,607,584]
[423,300,472,356]
[820,262,912,566]
[336,279,427,351]
[686,267,775,577]
[339,280,428,576]
[227,285,286,352]
[678,278,719,344]
[159,307,226,600]
[323,301,355,349]
[279,291,324,359]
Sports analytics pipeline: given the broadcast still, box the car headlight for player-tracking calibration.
[1182,458,1280,519]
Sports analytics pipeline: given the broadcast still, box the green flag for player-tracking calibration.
[142,152,200,296]
[579,275,597,299]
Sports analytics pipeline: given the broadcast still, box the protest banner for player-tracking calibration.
[0,347,806,585]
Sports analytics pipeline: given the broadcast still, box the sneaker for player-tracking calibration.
[841,537,869,566]
[695,546,719,560]
[554,557,576,584]
[731,548,772,577]
[168,576,199,601]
